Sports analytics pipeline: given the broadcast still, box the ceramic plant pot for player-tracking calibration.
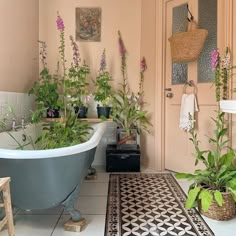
[74,106,88,118]
[97,106,111,118]
[46,108,60,118]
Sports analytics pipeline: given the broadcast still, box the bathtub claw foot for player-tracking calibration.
[85,166,97,180]
[62,185,82,222]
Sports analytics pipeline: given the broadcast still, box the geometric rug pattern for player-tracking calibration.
[105,173,214,236]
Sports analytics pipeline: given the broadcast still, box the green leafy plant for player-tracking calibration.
[111,31,151,136]
[93,49,113,107]
[29,41,61,117]
[65,35,90,108]
[39,111,92,149]
[176,47,236,212]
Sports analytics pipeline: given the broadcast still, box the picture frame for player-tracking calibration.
[76,7,101,42]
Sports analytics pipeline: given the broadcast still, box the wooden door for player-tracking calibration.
[164,0,217,173]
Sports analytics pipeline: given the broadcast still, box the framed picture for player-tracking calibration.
[76,7,101,42]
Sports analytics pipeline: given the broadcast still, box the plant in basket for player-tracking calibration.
[65,35,90,118]
[176,47,236,221]
[93,49,113,119]
[29,41,62,119]
[111,31,151,146]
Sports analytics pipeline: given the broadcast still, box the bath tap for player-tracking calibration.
[12,118,16,131]
[12,116,26,131]
[21,116,26,129]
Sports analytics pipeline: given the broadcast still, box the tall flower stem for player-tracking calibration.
[56,13,67,118]
[118,31,128,95]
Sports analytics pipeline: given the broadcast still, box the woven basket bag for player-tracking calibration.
[198,192,236,221]
[168,21,208,63]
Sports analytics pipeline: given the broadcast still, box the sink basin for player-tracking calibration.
[220,100,236,113]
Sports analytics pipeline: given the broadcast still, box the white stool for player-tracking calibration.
[0,177,15,236]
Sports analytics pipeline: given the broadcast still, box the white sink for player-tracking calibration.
[220,100,236,113]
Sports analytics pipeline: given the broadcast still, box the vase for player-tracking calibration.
[46,108,60,118]
[97,106,111,118]
[74,106,88,118]
[198,191,235,221]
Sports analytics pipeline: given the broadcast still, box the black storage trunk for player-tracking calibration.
[106,144,140,172]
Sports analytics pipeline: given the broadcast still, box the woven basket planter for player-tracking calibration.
[198,192,235,221]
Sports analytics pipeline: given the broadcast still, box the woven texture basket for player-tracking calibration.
[198,192,236,221]
[168,21,208,63]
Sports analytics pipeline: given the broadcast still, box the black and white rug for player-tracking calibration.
[105,173,214,236]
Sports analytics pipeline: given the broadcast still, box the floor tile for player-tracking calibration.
[18,206,64,215]
[201,216,236,236]
[84,172,109,183]
[79,182,108,196]
[64,196,107,215]
[52,214,106,236]
[0,215,59,236]
[93,165,106,173]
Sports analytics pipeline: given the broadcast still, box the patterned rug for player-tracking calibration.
[105,173,214,236]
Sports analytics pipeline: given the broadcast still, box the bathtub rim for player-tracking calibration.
[0,122,106,159]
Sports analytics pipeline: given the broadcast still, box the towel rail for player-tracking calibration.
[183,80,197,94]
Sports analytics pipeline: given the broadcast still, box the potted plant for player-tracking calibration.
[29,41,61,118]
[65,35,90,118]
[111,31,151,146]
[176,47,236,221]
[93,49,113,118]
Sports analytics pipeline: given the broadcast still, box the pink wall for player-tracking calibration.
[39,0,142,92]
[140,0,157,169]
[0,0,39,92]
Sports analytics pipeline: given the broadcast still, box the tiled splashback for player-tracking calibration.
[0,91,117,166]
[0,91,35,130]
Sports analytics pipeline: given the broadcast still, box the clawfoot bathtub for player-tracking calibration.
[0,122,105,221]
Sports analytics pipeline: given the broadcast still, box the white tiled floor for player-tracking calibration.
[0,166,236,236]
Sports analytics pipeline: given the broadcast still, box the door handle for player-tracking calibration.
[166,92,173,98]
[164,88,172,91]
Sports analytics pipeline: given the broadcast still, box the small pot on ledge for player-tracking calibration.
[97,106,111,119]
[74,106,88,118]
[46,108,60,118]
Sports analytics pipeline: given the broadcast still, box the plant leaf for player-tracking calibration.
[214,191,223,207]
[199,189,213,212]
[185,186,201,209]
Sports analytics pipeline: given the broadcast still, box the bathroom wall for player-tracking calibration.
[0,0,39,93]
[39,0,142,93]
[0,0,39,129]
[140,0,157,169]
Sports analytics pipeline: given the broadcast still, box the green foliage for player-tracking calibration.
[93,71,113,107]
[38,111,92,149]
[111,31,151,135]
[176,48,236,212]
[93,49,113,107]
[111,89,151,135]
[176,111,236,211]
[66,63,90,107]
[29,67,61,112]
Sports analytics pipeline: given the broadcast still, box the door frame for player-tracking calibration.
[154,0,234,171]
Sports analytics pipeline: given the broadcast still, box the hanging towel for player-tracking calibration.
[179,93,199,131]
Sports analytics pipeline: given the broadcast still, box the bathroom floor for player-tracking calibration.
[1,166,236,236]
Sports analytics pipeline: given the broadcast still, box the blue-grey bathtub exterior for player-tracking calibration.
[0,123,105,221]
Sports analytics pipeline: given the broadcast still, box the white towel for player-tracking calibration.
[179,93,199,131]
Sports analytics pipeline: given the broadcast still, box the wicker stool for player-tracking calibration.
[0,177,15,236]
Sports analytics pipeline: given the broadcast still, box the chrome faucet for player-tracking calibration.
[12,116,26,131]
[12,118,16,131]
[21,116,25,129]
